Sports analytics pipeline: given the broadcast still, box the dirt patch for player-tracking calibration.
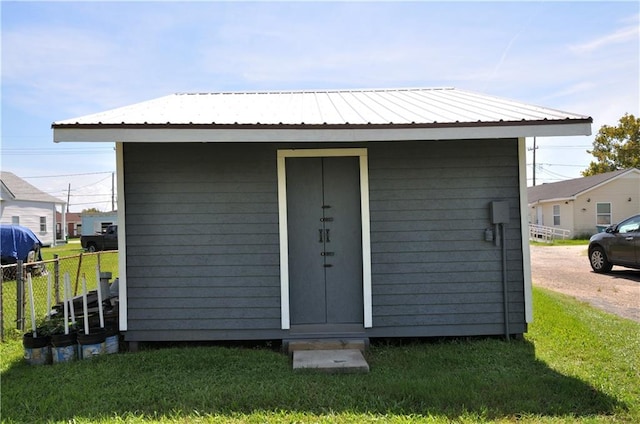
[530,244,640,322]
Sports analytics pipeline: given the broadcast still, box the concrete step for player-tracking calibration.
[286,338,368,354]
[292,349,370,373]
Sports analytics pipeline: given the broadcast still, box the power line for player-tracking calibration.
[2,147,112,150]
[538,166,575,180]
[2,151,114,156]
[536,145,592,149]
[22,171,114,178]
[526,163,587,168]
[73,175,113,190]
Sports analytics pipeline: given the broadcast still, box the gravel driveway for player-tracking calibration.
[530,244,640,322]
[530,246,640,322]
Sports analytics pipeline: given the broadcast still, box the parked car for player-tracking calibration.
[0,224,45,278]
[588,214,640,273]
[81,224,118,252]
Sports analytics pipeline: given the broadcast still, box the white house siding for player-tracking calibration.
[0,200,57,246]
[81,212,118,236]
[529,201,574,233]
[572,174,640,236]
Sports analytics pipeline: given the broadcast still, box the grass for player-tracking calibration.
[40,239,86,260]
[1,287,638,423]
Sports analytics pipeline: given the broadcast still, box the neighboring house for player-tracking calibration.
[81,211,118,235]
[52,87,592,347]
[57,212,82,238]
[0,171,66,246]
[527,168,640,237]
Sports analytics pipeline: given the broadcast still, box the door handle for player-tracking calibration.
[319,229,323,243]
[325,229,330,243]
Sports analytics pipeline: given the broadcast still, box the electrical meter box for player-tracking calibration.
[490,201,510,224]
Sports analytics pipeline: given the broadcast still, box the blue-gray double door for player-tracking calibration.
[286,157,363,327]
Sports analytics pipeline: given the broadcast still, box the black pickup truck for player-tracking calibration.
[81,225,118,252]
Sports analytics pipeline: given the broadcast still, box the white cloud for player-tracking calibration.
[571,24,639,54]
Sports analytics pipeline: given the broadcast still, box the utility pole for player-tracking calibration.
[67,183,71,210]
[528,137,538,186]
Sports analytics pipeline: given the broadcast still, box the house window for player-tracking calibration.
[40,216,46,232]
[553,205,560,226]
[11,216,19,225]
[596,203,611,226]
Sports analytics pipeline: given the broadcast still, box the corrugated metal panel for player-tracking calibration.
[52,88,591,127]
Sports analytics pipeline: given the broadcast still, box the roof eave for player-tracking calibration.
[573,168,640,197]
[0,181,16,199]
[53,119,593,143]
[528,196,577,206]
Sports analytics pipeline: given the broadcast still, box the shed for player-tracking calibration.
[527,168,640,237]
[81,211,118,236]
[52,88,592,344]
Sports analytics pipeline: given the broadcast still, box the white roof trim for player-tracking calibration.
[529,197,576,206]
[54,122,591,143]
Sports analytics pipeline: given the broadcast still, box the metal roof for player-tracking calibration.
[52,87,592,143]
[527,168,640,203]
[53,87,591,127]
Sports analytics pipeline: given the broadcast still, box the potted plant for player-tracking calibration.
[22,329,51,365]
[22,317,61,366]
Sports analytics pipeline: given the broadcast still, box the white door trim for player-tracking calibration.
[277,148,372,329]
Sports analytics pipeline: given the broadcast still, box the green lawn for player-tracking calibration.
[1,287,638,423]
[40,240,86,260]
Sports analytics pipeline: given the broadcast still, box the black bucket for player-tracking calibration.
[77,329,106,359]
[51,332,78,363]
[23,332,51,365]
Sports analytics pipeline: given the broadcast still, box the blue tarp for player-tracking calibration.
[0,224,43,263]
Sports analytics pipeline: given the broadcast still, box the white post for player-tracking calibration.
[95,266,104,328]
[63,282,69,335]
[82,275,89,335]
[65,273,76,324]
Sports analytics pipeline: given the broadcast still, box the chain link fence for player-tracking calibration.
[1,251,118,341]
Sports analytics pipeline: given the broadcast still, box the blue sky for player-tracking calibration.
[2,1,639,212]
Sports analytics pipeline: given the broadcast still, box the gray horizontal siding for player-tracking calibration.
[129,318,281,331]
[123,143,281,337]
[367,139,525,336]
[122,140,527,342]
[124,329,286,342]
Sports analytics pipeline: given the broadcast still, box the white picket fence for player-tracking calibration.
[529,224,571,243]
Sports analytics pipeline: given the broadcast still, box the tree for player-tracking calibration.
[81,207,102,214]
[582,113,640,176]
